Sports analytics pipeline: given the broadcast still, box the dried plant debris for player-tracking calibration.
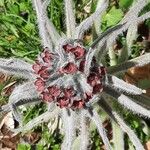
[125,64,150,96]
[0,112,19,150]
[0,0,150,150]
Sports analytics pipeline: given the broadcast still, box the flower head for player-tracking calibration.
[32,46,106,109]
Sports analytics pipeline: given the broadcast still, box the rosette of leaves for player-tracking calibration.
[0,0,150,150]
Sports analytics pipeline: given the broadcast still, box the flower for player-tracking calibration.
[63,44,85,59]
[32,45,106,109]
[34,78,45,92]
[72,46,85,59]
[0,0,150,150]
[60,62,78,74]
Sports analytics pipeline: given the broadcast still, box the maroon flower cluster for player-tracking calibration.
[32,45,106,109]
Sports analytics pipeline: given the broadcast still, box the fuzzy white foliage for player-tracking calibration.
[1,104,11,113]
[106,0,150,50]
[32,0,53,49]
[84,24,125,75]
[125,24,137,58]
[112,111,145,150]
[61,109,76,150]
[0,104,23,124]
[122,0,149,23]
[86,0,150,67]
[43,0,62,46]
[9,82,39,104]
[75,0,109,39]
[10,104,23,125]
[46,19,62,46]
[103,87,150,119]
[118,0,149,62]
[79,74,93,94]
[13,108,59,135]
[138,11,150,22]
[79,111,90,150]
[108,45,117,66]
[100,98,145,150]
[130,94,150,109]
[85,108,112,150]
[94,0,108,34]
[84,48,95,76]
[64,0,76,38]
[42,0,61,46]
[107,53,150,74]
[0,58,35,79]
[106,75,145,95]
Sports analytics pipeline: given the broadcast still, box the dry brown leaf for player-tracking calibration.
[124,73,137,85]
[0,73,10,84]
[0,112,20,149]
[127,64,150,81]
[23,132,41,145]
[144,141,150,150]
[1,81,16,97]
[0,126,20,149]
[124,64,150,95]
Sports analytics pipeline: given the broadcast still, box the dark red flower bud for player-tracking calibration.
[84,92,92,102]
[64,87,75,98]
[78,100,85,108]
[87,73,100,87]
[42,91,53,102]
[43,51,54,64]
[38,66,49,79]
[32,62,41,73]
[72,46,85,59]
[63,44,74,53]
[48,86,61,97]
[99,66,106,76]
[43,57,51,63]
[45,51,52,57]
[34,78,45,92]
[61,62,78,74]
[93,84,103,94]
[79,60,85,72]
[73,100,85,109]
[57,97,70,108]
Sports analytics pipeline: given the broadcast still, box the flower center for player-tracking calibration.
[32,44,106,109]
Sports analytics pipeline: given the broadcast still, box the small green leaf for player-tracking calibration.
[132,120,139,128]
[0,0,4,6]
[19,2,28,12]
[10,25,19,37]
[11,49,24,57]
[9,4,19,14]
[103,6,124,28]
[37,145,45,150]
[119,0,134,9]
[17,144,31,150]
[24,23,35,32]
